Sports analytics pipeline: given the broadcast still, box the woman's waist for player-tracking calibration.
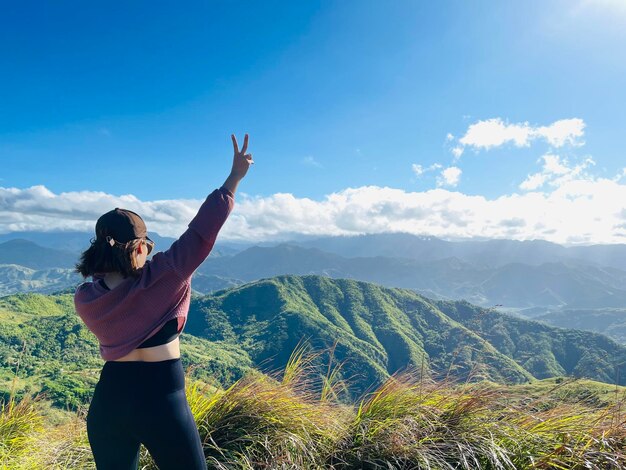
[99,356,185,395]
[109,337,181,362]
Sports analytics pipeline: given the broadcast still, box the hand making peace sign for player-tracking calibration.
[231,133,254,179]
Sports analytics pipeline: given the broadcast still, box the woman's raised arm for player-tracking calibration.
[222,133,254,196]
[145,133,253,280]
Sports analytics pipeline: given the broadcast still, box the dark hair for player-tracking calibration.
[75,237,144,279]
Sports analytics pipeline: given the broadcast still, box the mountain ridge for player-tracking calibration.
[187,274,626,393]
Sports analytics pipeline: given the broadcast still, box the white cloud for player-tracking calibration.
[457,118,585,151]
[412,164,425,176]
[519,153,595,191]
[3,172,626,245]
[459,118,532,149]
[613,168,626,182]
[301,156,323,168]
[438,167,462,187]
[542,154,571,175]
[0,185,200,238]
[411,163,442,178]
[536,119,585,147]
[519,173,548,191]
[451,147,464,159]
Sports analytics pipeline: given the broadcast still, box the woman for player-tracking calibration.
[74,134,253,469]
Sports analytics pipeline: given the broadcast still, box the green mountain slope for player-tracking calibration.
[534,308,626,344]
[2,274,626,411]
[434,300,626,385]
[187,274,626,393]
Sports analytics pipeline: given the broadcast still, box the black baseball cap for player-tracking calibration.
[95,208,153,245]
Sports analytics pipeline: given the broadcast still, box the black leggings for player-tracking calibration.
[86,358,208,470]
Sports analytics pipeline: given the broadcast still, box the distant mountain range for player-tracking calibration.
[534,308,626,344]
[4,230,626,270]
[0,239,78,269]
[0,231,241,257]
[197,243,626,308]
[0,237,242,296]
[10,235,621,310]
[2,232,626,345]
[0,264,82,296]
[289,233,626,271]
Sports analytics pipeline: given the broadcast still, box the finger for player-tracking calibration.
[231,134,239,154]
[241,133,249,154]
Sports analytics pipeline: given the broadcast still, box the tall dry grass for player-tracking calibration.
[330,370,626,469]
[1,342,625,469]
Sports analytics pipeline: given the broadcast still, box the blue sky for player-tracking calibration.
[2,0,626,244]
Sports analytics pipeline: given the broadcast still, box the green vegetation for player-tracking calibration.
[436,300,626,385]
[0,345,624,469]
[188,275,626,396]
[0,292,75,322]
[2,274,626,413]
[535,308,626,344]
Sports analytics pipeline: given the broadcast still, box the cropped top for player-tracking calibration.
[98,278,182,348]
[74,186,235,361]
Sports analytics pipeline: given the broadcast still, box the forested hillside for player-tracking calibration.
[188,275,626,393]
[2,274,625,413]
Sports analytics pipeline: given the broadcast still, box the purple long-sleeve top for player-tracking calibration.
[74,186,235,361]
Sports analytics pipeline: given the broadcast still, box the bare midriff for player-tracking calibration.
[110,337,181,362]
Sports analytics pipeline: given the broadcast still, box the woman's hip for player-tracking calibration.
[88,357,188,433]
[96,357,186,396]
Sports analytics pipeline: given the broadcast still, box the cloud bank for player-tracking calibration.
[2,176,626,245]
[457,118,585,151]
